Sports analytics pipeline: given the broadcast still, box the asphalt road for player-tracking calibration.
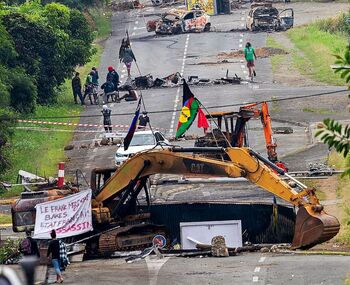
[49,252,350,285]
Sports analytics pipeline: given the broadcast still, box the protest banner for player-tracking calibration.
[33,190,93,239]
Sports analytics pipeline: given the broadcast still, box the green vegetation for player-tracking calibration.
[89,8,112,40]
[329,152,350,245]
[266,36,287,74]
[0,213,11,224]
[287,24,347,85]
[1,44,102,198]
[0,239,19,264]
[302,107,336,115]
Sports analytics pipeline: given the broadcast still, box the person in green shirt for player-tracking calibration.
[244,42,257,80]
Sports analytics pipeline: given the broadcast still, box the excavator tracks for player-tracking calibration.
[98,224,167,255]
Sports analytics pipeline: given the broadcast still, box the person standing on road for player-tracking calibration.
[106,66,120,91]
[19,230,40,258]
[119,39,136,78]
[84,71,95,105]
[91,67,99,85]
[102,105,113,138]
[244,42,257,80]
[138,111,149,129]
[47,230,63,283]
[71,72,84,105]
[101,80,116,103]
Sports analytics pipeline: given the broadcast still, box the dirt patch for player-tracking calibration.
[218,47,288,59]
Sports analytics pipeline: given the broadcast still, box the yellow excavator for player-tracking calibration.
[91,146,339,251]
[12,146,340,254]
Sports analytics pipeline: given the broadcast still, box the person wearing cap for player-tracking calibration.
[138,111,149,129]
[101,105,112,137]
[106,66,119,92]
[19,230,40,257]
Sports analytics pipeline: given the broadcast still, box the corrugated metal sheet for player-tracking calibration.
[143,202,295,244]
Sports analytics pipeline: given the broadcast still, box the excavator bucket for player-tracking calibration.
[291,205,340,249]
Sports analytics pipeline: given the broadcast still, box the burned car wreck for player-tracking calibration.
[146,9,211,35]
[246,3,294,32]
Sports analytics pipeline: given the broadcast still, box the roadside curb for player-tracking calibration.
[277,250,350,256]
[0,223,12,228]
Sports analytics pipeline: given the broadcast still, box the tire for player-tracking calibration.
[204,23,211,32]
[172,25,182,35]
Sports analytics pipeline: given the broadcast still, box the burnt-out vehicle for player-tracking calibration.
[246,3,294,32]
[146,9,211,35]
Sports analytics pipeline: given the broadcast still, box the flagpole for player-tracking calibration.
[196,99,232,148]
[124,33,162,146]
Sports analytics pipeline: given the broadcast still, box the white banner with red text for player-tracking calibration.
[33,190,93,239]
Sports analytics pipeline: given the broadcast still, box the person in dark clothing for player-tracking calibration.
[71,72,84,105]
[102,105,112,135]
[91,67,99,85]
[19,230,40,257]
[101,80,116,103]
[138,111,149,129]
[47,230,63,283]
[117,88,138,102]
[106,66,119,91]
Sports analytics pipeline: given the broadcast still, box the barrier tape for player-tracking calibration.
[17,119,169,133]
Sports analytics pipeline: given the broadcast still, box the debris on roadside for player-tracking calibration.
[211,236,229,257]
[109,0,144,11]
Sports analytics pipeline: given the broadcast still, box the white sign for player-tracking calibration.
[180,220,242,250]
[34,190,93,239]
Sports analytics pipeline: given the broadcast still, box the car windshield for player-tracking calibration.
[123,134,156,147]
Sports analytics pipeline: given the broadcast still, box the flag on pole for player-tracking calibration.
[197,107,209,131]
[175,81,200,138]
[124,98,141,151]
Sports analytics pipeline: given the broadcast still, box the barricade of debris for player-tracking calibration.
[109,0,143,11]
[118,71,243,90]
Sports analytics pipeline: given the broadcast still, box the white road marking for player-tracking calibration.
[239,39,243,43]
[241,65,245,69]
[240,59,244,63]
[135,21,139,24]
[253,276,259,282]
[131,32,135,36]
[258,257,266,263]
[240,33,244,37]
[146,257,170,285]
[239,44,243,48]
[133,26,137,30]
[241,17,245,21]
[243,70,247,74]
[254,267,260,273]
[121,75,125,78]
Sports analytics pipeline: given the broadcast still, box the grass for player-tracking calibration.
[266,36,287,74]
[0,213,12,225]
[302,107,336,115]
[287,24,347,85]
[89,8,112,40]
[0,44,103,198]
[328,152,350,246]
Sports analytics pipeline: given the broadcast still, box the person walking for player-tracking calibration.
[47,230,63,283]
[102,105,113,138]
[106,66,120,92]
[71,72,84,105]
[119,39,136,78]
[244,42,257,81]
[138,111,149,129]
[19,230,40,258]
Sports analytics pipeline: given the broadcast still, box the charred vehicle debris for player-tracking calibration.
[146,8,211,35]
[246,3,294,32]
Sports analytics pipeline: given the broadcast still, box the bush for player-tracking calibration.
[9,71,37,113]
[315,13,350,35]
[0,239,20,264]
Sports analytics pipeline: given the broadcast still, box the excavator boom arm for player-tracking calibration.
[94,147,339,249]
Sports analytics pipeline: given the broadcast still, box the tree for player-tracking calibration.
[316,47,350,177]
[1,2,93,104]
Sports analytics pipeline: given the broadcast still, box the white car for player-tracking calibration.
[115,130,170,166]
